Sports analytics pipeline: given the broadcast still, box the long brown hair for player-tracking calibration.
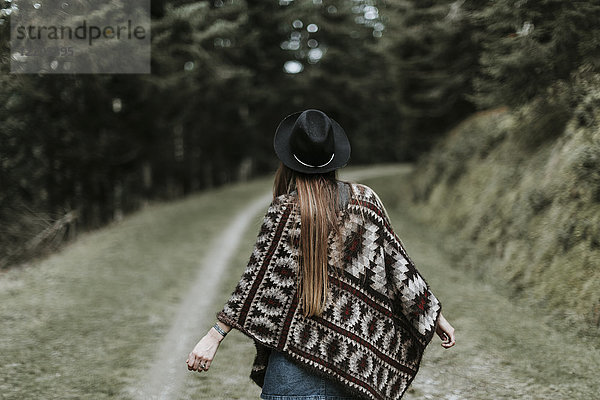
[273,162,341,317]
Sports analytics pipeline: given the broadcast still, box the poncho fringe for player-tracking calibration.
[217,182,441,400]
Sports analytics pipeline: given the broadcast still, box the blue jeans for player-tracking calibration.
[260,350,355,400]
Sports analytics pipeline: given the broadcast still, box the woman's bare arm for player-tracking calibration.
[186,321,232,372]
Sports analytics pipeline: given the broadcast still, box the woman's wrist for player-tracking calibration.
[208,321,231,342]
[208,326,225,342]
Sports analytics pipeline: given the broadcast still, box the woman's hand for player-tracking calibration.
[186,328,223,373]
[435,312,456,349]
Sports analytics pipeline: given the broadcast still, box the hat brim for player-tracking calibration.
[273,111,351,174]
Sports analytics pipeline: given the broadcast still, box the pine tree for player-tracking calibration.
[380,0,480,156]
[471,0,600,108]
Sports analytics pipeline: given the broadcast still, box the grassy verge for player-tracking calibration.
[406,105,600,328]
[0,177,272,399]
[366,174,600,399]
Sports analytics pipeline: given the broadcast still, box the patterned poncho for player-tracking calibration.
[217,182,441,400]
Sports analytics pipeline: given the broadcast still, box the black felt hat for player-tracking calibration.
[273,109,351,174]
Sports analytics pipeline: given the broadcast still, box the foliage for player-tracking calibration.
[380,0,480,156]
[0,0,397,267]
[409,73,600,327]
[470,0,600,108]
[1,0,599,267]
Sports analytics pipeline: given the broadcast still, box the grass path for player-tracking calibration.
[1,164,598,399]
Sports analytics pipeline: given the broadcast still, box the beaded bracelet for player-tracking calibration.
[213,323,228,338]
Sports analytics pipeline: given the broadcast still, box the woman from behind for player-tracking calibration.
[187,109,455,400]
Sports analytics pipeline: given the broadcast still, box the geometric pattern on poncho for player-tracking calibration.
[218,182,441,400]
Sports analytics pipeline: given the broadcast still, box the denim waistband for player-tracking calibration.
[260,350,355,400]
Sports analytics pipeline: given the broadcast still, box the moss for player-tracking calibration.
[406,73,600,328]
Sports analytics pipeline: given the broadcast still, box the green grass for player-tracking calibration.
[2,165,598,399]
[0,164,402,399]
[0,177,273,399]
[407,105,600,329]
[367,176,600,399]
[178,204,263,400]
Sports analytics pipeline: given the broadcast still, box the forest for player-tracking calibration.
[1,0,599,268]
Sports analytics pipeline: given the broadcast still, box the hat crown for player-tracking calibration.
[289,110,335,167]
[273,108,351,174]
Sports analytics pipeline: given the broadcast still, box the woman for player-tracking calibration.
[187,109,456,400]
